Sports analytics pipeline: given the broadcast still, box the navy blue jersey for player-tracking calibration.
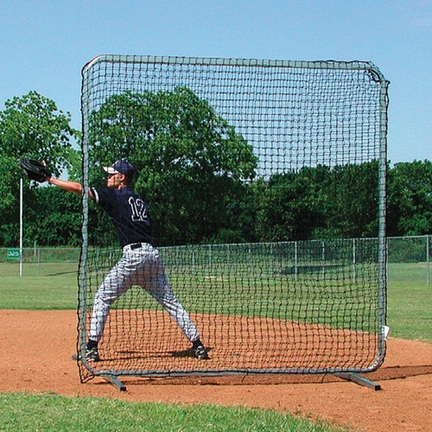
[90,186,155,247]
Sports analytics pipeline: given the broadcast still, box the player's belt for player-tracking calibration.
[123,242,153,252]
[129,243,146,250]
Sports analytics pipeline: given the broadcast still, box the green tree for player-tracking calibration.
[256,168,327,242]
[87,87,257,245]
[24,187,82,246]
[255,162,382,242]
[218,181,261,243]
[325,161,381,239]
[389,160,432,235]
[0,91,80,246]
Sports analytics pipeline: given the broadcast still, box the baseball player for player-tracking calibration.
[47,159,209,361]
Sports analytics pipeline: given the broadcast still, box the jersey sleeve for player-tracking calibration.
[90,187,115,211]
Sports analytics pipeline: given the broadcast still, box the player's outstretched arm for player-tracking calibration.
[47,177,94,199]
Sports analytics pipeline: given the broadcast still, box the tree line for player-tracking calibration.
[1,90,431,248]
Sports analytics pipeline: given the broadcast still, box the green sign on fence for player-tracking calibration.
[7,249,21,260]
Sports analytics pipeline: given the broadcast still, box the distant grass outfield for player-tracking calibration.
[0,261,429,432]
[387,263,432,343]
[0,262,78,309]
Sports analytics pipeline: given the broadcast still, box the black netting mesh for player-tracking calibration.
[77,56,388,381]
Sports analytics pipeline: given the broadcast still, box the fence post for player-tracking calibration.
[226,244,230,275]
[427,235,430,286]
[352,238,357,283]
[248,244,252,278]
[322,240,325,280]
[269,243,273,275]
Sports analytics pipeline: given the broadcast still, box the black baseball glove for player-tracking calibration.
[19,158,51,183]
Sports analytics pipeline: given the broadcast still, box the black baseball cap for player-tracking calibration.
[103,159,134,178]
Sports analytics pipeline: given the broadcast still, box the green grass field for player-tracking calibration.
[0,393,354,432]
[1,260,430,432]
[387,263,432,342]
[0,262,78,309]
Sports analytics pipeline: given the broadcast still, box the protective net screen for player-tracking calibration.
[78,56,389,381]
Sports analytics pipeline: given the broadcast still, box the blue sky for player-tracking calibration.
[1,0,431,164]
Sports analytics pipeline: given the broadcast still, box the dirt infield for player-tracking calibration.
[1,310,432,432]
[82,309,380,380]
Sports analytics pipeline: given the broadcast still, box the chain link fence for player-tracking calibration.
[0,247,80,276]
[1,235,432,283]
[388,235,432,285]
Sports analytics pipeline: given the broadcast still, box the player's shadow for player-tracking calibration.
[99,347,212,362]
[170,347,212,358]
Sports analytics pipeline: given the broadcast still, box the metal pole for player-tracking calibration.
[19,178,23,276]
[322,240,325,280]
[248,245,252,278]
[226,244,230,275]
[427,235,430,286]
[353,238,357,283]
[376,74,390,369]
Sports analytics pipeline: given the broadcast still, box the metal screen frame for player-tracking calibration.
[78,55,389,382]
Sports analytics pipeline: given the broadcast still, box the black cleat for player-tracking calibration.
[193,344,209,360]
[85,346,100,362]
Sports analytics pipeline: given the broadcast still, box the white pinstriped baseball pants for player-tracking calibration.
[88,243,200,344]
